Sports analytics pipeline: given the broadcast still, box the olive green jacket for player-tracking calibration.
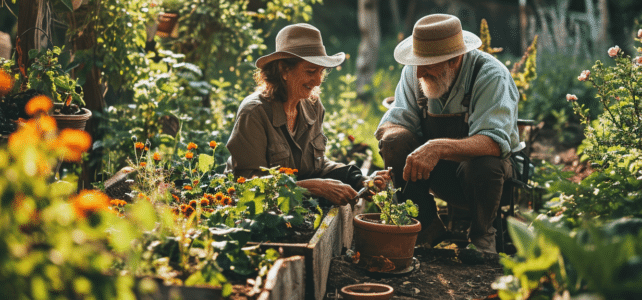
[226,92,363,189]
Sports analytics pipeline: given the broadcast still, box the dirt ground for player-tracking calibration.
[325,247,503,300]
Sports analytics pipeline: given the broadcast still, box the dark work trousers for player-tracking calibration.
[378,126,512,243]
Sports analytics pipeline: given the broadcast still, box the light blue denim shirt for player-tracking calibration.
[377,49,520,158]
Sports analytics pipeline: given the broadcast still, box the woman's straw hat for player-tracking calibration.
[255,23,345,69]
[394,14,482,66]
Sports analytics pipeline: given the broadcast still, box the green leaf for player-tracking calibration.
[197,154,214,173]
[507,217,537,256]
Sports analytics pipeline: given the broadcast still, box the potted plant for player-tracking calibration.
[2,47,91,131]
[352,182,421,272]
[156,0,183,38]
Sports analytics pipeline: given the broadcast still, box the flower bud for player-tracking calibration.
[577,70,590,82]
[638,29,642,39]
[131,136,137,142]
[608,46,620,57]
[566,94,578,102]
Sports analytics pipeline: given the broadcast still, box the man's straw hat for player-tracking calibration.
[255,23,345,69]
[394,14,482,66]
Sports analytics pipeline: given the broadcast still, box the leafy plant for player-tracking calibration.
[495,216,642,300]
[368,181,418,226]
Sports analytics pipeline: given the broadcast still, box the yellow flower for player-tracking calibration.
[25,95,53,116]
[237,177,246,184]
[200,198,210,206]
[153,152,161,161]
[185,152,194,160]
[71,190,110,218]
[227,187,235,195]
[0,69,14,97]
[189,199,198,208]
[187,142,198,150]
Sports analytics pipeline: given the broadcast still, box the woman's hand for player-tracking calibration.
[297,179,358,206]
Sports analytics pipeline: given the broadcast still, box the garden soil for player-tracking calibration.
[324,246,502,300]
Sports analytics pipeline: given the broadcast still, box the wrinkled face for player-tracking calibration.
[417,56,461,99]
[283,60,325,101]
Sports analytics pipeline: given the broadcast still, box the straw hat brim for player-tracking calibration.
[255,51,345,69]
[394,30,482,66]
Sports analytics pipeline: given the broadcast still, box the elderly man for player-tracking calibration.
[375,14,520,253]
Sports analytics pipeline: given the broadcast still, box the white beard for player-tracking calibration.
[419,65,458,99]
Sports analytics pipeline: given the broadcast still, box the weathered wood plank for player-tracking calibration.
[341,199,366,251]
[257,255,305,300]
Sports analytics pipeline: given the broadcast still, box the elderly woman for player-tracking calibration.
[226,23,389,206]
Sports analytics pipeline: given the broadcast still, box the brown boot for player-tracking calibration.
[470,234,497,254]
[416,217,449,248]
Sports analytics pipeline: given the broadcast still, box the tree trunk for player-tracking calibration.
[17,0,42,73]
[73,13,105,191]
[356,0,380,101]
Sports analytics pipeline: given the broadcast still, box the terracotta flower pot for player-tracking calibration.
[353,213,421,271]
[52,104,92,131]
[156,13,179,38]
[340,283,394,300]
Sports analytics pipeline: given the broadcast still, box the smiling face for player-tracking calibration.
[283,60,325,101]
[417,55,462,99]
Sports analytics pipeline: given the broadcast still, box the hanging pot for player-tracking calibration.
[353,213,421,271]
[52,104,92,131]
[340,283,394,300]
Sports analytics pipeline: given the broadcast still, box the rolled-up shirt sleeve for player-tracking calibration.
[377,65,423,136]
[468,68,520,159]
[226,103,269,178]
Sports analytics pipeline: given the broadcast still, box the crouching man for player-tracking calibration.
[376,14,521,253]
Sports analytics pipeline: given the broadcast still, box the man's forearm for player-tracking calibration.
[425,134,501,162]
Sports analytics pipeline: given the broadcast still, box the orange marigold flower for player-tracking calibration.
[227,187,236,194]
[144,147,149,151]
[135,142,145,150]
[137,193,146,199]
[214,192,224,202]
[0,69,14,97]
[184,206,194,216]
[200,198,209,206]
[285,222,292,228]
[140,162,147,167]
[237,177,246,184]
[153,152,161,161]
[171,194,180,202]
[70,190,110,218]
[204,193,216,201]
[187,142,198,150]
[25,95,53,116]
[185,152,194,160]
[35,115,57,134]
[193,179,199,185]
[285,168,294,175]
[189,199,198,208]
[222,196,233,206]
[292,169,298,174]
[209,141,218,149]
[184,185,192,190]
[55,129,92,162]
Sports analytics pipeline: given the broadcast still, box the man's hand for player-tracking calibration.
[403,141,442,182]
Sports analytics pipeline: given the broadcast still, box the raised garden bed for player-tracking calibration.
[135,255,305,300]
[250,205,344,300]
